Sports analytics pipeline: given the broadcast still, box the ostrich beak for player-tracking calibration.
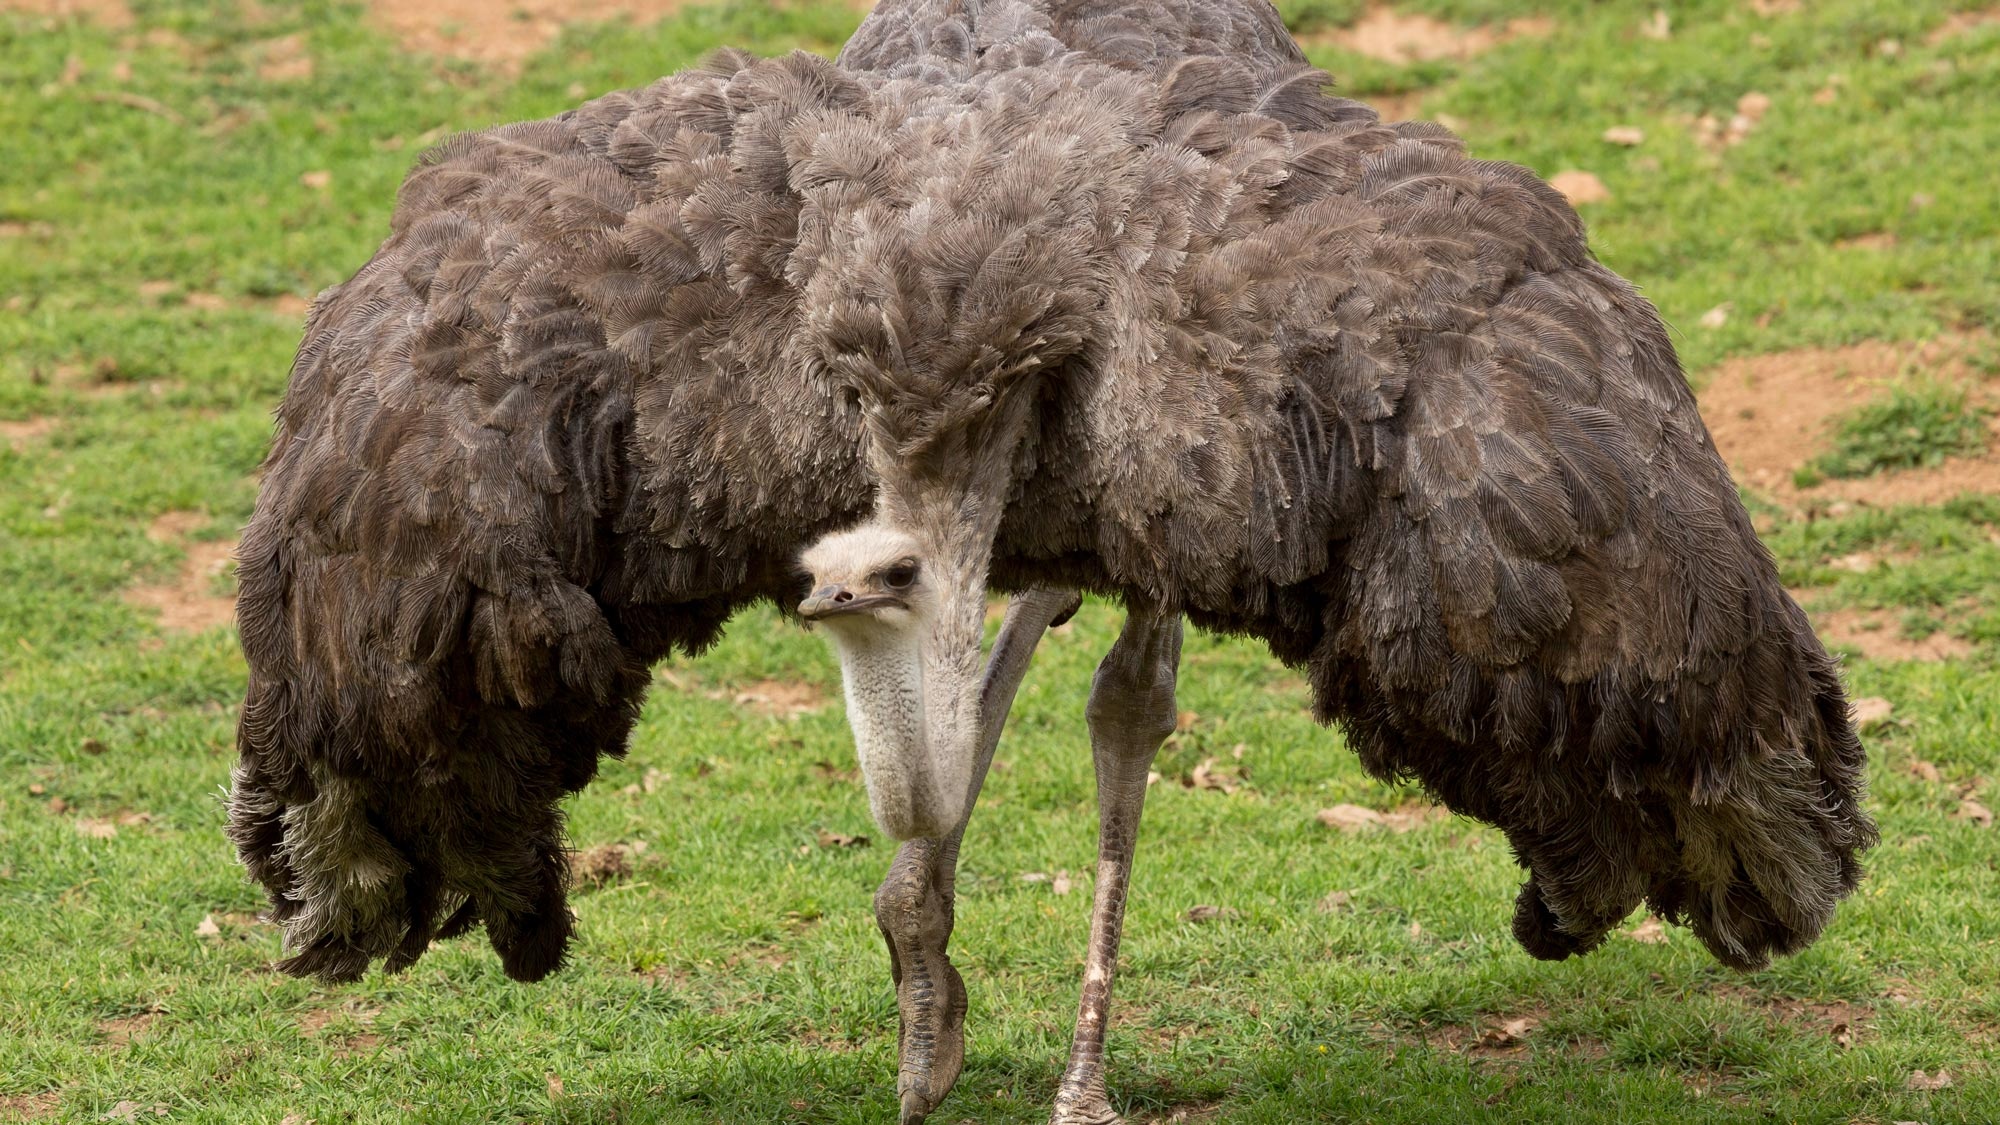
[798,584,904,620]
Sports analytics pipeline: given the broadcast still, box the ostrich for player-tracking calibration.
[228,2,1876,1123]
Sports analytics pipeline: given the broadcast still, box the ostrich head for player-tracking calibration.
[797,525,950,839]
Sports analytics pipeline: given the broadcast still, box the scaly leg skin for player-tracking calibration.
[878,588,1081,1125]
[1049,605,1183,1125]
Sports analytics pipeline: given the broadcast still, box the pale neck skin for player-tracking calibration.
[826,614,943,840]
[817,591,977,842]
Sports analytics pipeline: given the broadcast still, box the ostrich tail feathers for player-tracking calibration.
[228,684,600,984]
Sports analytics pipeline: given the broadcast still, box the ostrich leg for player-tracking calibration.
[879,588,1081,1125]
[1050,605,1183,1125]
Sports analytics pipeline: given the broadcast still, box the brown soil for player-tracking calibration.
[732,678,826,718]
[1802,606,1976,663]
[1716,984,1873,1044]
[0,416,56,451]
[0,0,131,27]
[297,1003,382,1056]
[251,33,314,82]
[1549,169,1610,206]
[1411,1007,1567,1063]
[1303,5,1553,64]
[97,1012,158,1048]
[1696,335,2000,510]
[0,1093,61,1122]
[1927,6,2000,45]
[1364,90,1428,124]
[569,840,645,886]
[125,511,237,633]
[365,0,706,66]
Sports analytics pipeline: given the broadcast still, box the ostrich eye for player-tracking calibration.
[882,562,918,590]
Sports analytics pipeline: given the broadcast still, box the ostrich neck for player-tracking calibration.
[831,625,970,841]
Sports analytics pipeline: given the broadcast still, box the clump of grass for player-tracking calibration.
[1807,382,1990,480]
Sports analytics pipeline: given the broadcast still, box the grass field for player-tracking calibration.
[3,1,1999,1122]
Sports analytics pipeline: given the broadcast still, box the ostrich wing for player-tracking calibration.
[229,52,873,983]
[1281,153,1875,972]
[986,31,1873,971]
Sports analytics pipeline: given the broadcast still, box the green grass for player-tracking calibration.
[3,1,1999,1123]
[1800,382,1991,484]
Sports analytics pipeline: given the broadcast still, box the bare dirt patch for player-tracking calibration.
[1138,1104,1223,1125]
[1802,606,1976,663]
[97,1012,159,1048]
[1303,5,1554,64]
[125,511,236,633]
[0,0,132,28]
[1697,336,2000,510]
[732,678,826,718]
[1397,1007,1586,1067]
[1927,7,2000,46]
[0,416,56,452]
[1717,984,1873,1046]
[1363,90,1427,123]
[570,840,647,887]
[297,1002,382,1056]
[250,33,314,82]
[365,0,716,67]
[0,1092,61,1122]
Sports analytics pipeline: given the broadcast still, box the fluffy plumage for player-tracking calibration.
[232,0,1872,982]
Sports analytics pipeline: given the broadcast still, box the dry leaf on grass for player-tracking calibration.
[299,169,331,190]
[1185,904,1234,922]
[815,829,870,849]
[100,1100,167,1121]
[1699,303,1732,329]
[1549,170,1610,205]
[1640,9,1671,39]
[1906,1068,1954,1091]
[545,1073,564,1099]
[1051,870,1073,897]
[1318,804,1384,831]
[732,679,825,718]
[194,914,221,938]
[1480,1015,1539,1048]
[1953,799,1993,828]
[1831,1021,1855,1049]
[75,818,118,839]
[1850,697,1894,729]
[1602,125,1645,146]
[1316,802,1442,833]
[277,1115,314,1125]
[1318,890,1355,914]
[1187,757,1247,794]
[1908,759,1943,783]
[1626,915,1669,944]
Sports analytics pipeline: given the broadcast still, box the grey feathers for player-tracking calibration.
[232,0,1872,982]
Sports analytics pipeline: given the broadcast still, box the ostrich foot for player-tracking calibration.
[1049,1085,1123,1125]
[878,838,966,1125]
